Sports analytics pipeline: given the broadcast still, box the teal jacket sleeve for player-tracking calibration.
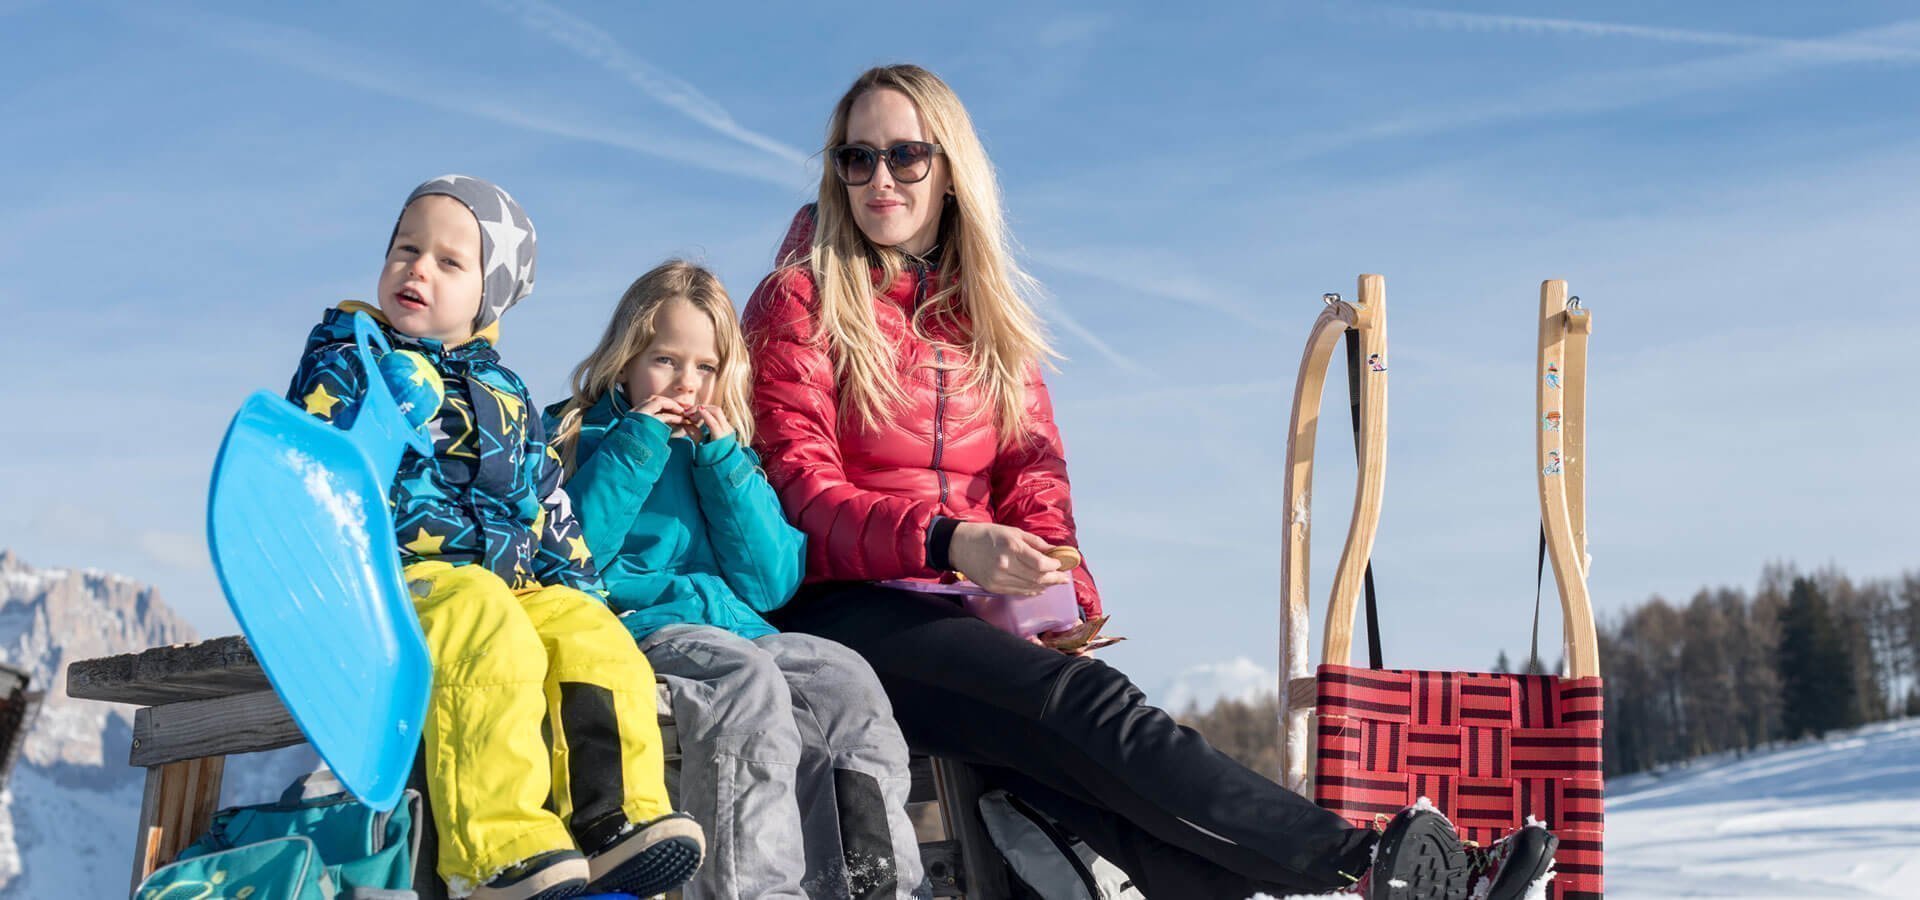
[689,435,807,614]
[564,412,673,567]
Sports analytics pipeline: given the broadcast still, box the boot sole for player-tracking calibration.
[1369,812,1469,900]
[585,834,702,897]
[469,869,587,900]
[1485,831,1560,900]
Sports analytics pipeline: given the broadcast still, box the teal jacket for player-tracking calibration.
[548,389,805,640]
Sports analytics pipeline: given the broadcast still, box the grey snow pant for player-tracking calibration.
[639,624,928,900]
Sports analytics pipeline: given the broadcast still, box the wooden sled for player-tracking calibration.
[1278,276,1606,899]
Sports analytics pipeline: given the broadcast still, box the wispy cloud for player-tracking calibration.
[1077,380,1289,412]
[141,7,807,188]
[1277,11,1920,162]
[1031,292,1146,375]
[1031,247,1278,330]
[475,0,810,166]
[1363,5,1920,63]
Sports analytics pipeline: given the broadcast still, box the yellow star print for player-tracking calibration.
[567,536,591,563]
[403,527,445,555]
[302,383,341,417]
[479,382,525,425]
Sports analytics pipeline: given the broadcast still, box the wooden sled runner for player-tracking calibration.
[1278,276,1606,899]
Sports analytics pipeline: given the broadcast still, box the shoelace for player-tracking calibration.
[1462,838,1509,883]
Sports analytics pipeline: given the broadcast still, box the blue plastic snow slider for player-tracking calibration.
[206,311,432,811]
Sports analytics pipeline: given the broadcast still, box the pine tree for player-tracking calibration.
[1779,576,1854,738]
[1494,650,1511,674]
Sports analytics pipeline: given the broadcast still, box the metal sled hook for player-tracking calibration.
[1568,295,1583,310]
[1323,292,1342,306]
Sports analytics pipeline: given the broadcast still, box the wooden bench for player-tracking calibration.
[68,635,1016,898]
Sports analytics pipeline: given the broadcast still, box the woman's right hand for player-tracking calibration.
[948,522,1073,596]
[634,395,687,431]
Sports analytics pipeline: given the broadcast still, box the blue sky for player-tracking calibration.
[3,0,1917,705]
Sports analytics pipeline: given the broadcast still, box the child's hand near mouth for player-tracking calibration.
[634,394,688,434]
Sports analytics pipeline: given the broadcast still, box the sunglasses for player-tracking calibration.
[829,141,944,186]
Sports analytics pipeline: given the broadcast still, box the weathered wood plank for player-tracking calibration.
[128,685,682,769]
[130,756,225,892]
[131,691,304,768]
[69,636,268,706]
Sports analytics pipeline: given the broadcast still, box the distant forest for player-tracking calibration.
[1179,564,1920,778]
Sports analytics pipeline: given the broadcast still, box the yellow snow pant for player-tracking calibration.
[404,561,673,892]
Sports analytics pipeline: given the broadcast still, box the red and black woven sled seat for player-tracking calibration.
[1314,665,1604,898]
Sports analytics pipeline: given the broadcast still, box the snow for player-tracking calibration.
[292,448,368,537]
[0,570,58,598]
[1608,716,1920,898]
[1255,719,1920,899]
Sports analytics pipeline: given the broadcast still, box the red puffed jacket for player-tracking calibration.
[742,206,1102,618]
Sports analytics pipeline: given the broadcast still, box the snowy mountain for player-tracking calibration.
[1608,716,1920,898]
[0,550,317,898]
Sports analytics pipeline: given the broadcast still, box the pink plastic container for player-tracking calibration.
[875,580,1080,639]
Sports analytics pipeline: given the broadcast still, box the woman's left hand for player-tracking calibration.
[686,404,735,441]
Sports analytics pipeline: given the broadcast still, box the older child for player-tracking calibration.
[547,260,926,899]
[286,176,703,900]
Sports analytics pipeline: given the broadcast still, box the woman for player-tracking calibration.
[742,64,1556,900]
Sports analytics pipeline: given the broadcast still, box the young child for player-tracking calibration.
[545,260,927,899]
[285,176,704,900]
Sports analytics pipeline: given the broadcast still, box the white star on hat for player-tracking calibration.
[480,214,530,280]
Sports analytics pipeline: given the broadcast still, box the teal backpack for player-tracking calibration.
[136,769,422,900]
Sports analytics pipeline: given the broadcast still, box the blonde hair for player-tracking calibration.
[807,64,1056,443]
[550,260,753,469]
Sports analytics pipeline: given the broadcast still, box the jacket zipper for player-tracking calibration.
[918,264,952,509]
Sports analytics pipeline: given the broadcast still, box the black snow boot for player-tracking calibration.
[1361,804,1470,900]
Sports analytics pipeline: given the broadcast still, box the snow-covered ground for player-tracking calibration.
[1608,717,1920,898]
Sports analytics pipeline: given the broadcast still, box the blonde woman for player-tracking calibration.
[743,66,1558,900]
[546,260,926,900]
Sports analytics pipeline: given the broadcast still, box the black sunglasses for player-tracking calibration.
[829,141,944,186]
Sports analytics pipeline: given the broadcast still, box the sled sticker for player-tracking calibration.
[1367,352,1387,373]
[1543,450,1563,476]
[1544,363,1561,389]
[1543,411,1562,432]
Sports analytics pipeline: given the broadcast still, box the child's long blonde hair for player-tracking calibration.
[550,260,752,470]
[807,64,1056,443]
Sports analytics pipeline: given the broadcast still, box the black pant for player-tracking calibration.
[773,583,1374,899]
